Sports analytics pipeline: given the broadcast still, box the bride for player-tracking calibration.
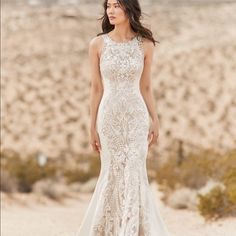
[76,0,172,235]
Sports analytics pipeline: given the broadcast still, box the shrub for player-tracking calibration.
[0,169,18,193]
[178,150,217,189]
[223,168,236,205]
[155,157,179,190]
[33,179,70,201]
[155,147,236,219]
[155,149,217,191]
[1,150,57,193]
[227,183,236,206]
[197,186,232,220]
[64,154,101,184]
[64,168,92,184]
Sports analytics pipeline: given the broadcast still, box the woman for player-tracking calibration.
[76,0,171,235]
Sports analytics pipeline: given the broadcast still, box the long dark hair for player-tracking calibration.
[97,0,159,46]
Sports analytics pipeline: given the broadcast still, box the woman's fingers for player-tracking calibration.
[148,135,154,147]
[91,143,98,152]
[95,133,101,151]
[90,131,102,153]
[95,141,101,152]
[148,131,159,147]
[148,132,153,147]
[90,140,99,153]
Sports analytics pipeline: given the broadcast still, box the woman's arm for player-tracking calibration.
[140,39,159,146]
[140,40,159,123]
[88,36,104,132]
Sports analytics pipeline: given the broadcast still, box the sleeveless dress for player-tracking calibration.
[76,33,171,236]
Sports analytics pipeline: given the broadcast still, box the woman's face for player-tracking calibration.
[106,0,128,25]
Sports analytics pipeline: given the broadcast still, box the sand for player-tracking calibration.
[1,183,236,236]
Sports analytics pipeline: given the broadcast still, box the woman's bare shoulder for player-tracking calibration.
[142,37,155,48]
[89,35,104,53]
[140,37,155,59]
[89,35,105,59]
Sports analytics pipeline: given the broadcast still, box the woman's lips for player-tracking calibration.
[109,16,116,20]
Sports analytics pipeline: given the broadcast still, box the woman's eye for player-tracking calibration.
[106,4,120,9]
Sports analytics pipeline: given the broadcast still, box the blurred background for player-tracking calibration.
[1,0,236,235]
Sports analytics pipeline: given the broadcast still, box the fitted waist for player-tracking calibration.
[101,89,146,108]
[102,88,142,98]
[102,84,141,95]
[102,78,140,90]
[98,89,149,121]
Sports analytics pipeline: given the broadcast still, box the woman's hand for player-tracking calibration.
[147,120,159,148]
[90,128,101,153]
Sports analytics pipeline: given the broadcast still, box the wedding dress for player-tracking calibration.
[76,32,171,236]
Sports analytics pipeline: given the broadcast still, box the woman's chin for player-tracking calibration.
[109,20,116,24]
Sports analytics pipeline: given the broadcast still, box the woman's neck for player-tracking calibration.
[111,25,136,41]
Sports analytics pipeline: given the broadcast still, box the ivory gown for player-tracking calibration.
[76,33,171,236]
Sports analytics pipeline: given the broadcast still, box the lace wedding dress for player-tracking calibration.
[76,33,171,236]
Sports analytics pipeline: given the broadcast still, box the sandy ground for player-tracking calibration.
[1,183,236,236]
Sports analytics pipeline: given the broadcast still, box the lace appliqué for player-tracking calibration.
[92,33,151,236]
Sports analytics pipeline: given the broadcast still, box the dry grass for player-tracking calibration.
[1,149,57,193]
[155,148,236,219]
[63,153,101,184]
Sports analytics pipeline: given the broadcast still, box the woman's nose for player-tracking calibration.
[108,7,114,14]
